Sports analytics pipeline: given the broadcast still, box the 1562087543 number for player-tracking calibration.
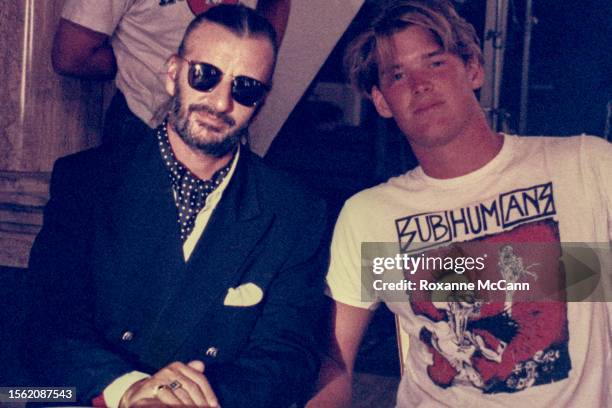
[0,387,76,403]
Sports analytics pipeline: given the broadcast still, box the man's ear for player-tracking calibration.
[165,55,180,96]
[466,58,485,90]
[371,86,393,118]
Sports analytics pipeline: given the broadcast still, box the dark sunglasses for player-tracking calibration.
[179,57,270,107]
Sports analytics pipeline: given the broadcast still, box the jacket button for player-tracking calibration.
[205,347,219,357]
[121,331,134,341]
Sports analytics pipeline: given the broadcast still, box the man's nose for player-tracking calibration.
[204,78,233,112]
[410,72,433,95]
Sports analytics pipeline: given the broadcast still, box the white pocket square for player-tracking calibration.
[223,282,263,307]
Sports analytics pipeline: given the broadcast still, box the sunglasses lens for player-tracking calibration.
[184,59,268,107]
[232,77,268,107]
[188,63,222,92]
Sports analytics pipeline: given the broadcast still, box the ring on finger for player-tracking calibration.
[169,380,182,391]
[153,384,168,397]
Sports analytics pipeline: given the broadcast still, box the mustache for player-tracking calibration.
[188,104,235,127]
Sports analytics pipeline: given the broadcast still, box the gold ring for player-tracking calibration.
[153,384,168,397]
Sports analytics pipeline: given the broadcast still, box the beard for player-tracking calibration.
[167,86,245,157]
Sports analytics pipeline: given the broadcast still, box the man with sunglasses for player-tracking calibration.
[52,0,290,147]
[24,5,328,408]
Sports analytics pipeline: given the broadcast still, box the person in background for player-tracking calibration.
[308,0,611,406]
[24,5,327,408]
[52,0,290,147]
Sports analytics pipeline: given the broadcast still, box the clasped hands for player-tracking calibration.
[120,360,220,407]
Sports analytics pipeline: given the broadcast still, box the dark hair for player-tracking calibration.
[178,4,278,67]
[345,0,483,97]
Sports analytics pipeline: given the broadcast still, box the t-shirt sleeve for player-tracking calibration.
[326,203,380,310]
[62,0,131,36]
[581,135,612,241]
[578,136,612,330]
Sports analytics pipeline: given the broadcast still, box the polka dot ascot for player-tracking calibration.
[156,122,233,241]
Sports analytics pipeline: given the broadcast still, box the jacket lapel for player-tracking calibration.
[108,137,186,319]
[147,151,274,357]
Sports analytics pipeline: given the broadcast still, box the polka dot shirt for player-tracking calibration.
[156,122,233,242]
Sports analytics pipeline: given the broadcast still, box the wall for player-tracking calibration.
[0,0,104,267]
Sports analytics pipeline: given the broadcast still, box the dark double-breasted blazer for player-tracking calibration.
[23,132,329,408]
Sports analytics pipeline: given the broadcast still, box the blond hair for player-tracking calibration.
[345,0,483,97]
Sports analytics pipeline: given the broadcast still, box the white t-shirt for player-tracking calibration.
[62,0,257,127]
[327,135,612,407]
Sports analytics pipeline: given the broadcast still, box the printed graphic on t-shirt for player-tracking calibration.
[395,182,571,394]
[159,0,239,14]
[395,182,556,253]
[186,0,239,15]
